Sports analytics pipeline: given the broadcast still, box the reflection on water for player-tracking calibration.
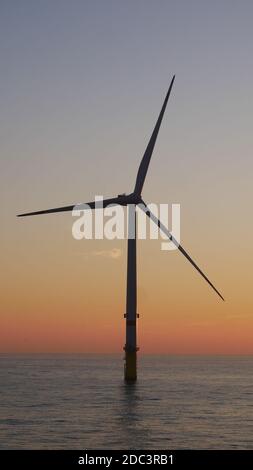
[118,381,152,449]
[0,355,252,449]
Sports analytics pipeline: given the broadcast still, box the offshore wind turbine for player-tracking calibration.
[18,75,224,381]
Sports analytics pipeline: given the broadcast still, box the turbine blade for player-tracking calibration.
[17,196,120,217]
[134,75,175,195]
[139,201,224,301]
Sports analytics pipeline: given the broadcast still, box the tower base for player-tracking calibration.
[124,349,137,382]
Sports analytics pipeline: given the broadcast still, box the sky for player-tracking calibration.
[1,0,253,353]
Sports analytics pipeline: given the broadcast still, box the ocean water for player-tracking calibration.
[0,354,252,450]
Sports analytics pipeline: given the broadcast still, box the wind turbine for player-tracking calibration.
[18,75,224,381]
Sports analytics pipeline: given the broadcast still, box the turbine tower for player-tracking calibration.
[17,75,224,381]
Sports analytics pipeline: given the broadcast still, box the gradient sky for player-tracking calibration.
[1,0,253,353]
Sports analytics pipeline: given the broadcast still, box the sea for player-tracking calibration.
[0,354,252,449]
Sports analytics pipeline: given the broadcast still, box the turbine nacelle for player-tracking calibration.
[117,192,142,206]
